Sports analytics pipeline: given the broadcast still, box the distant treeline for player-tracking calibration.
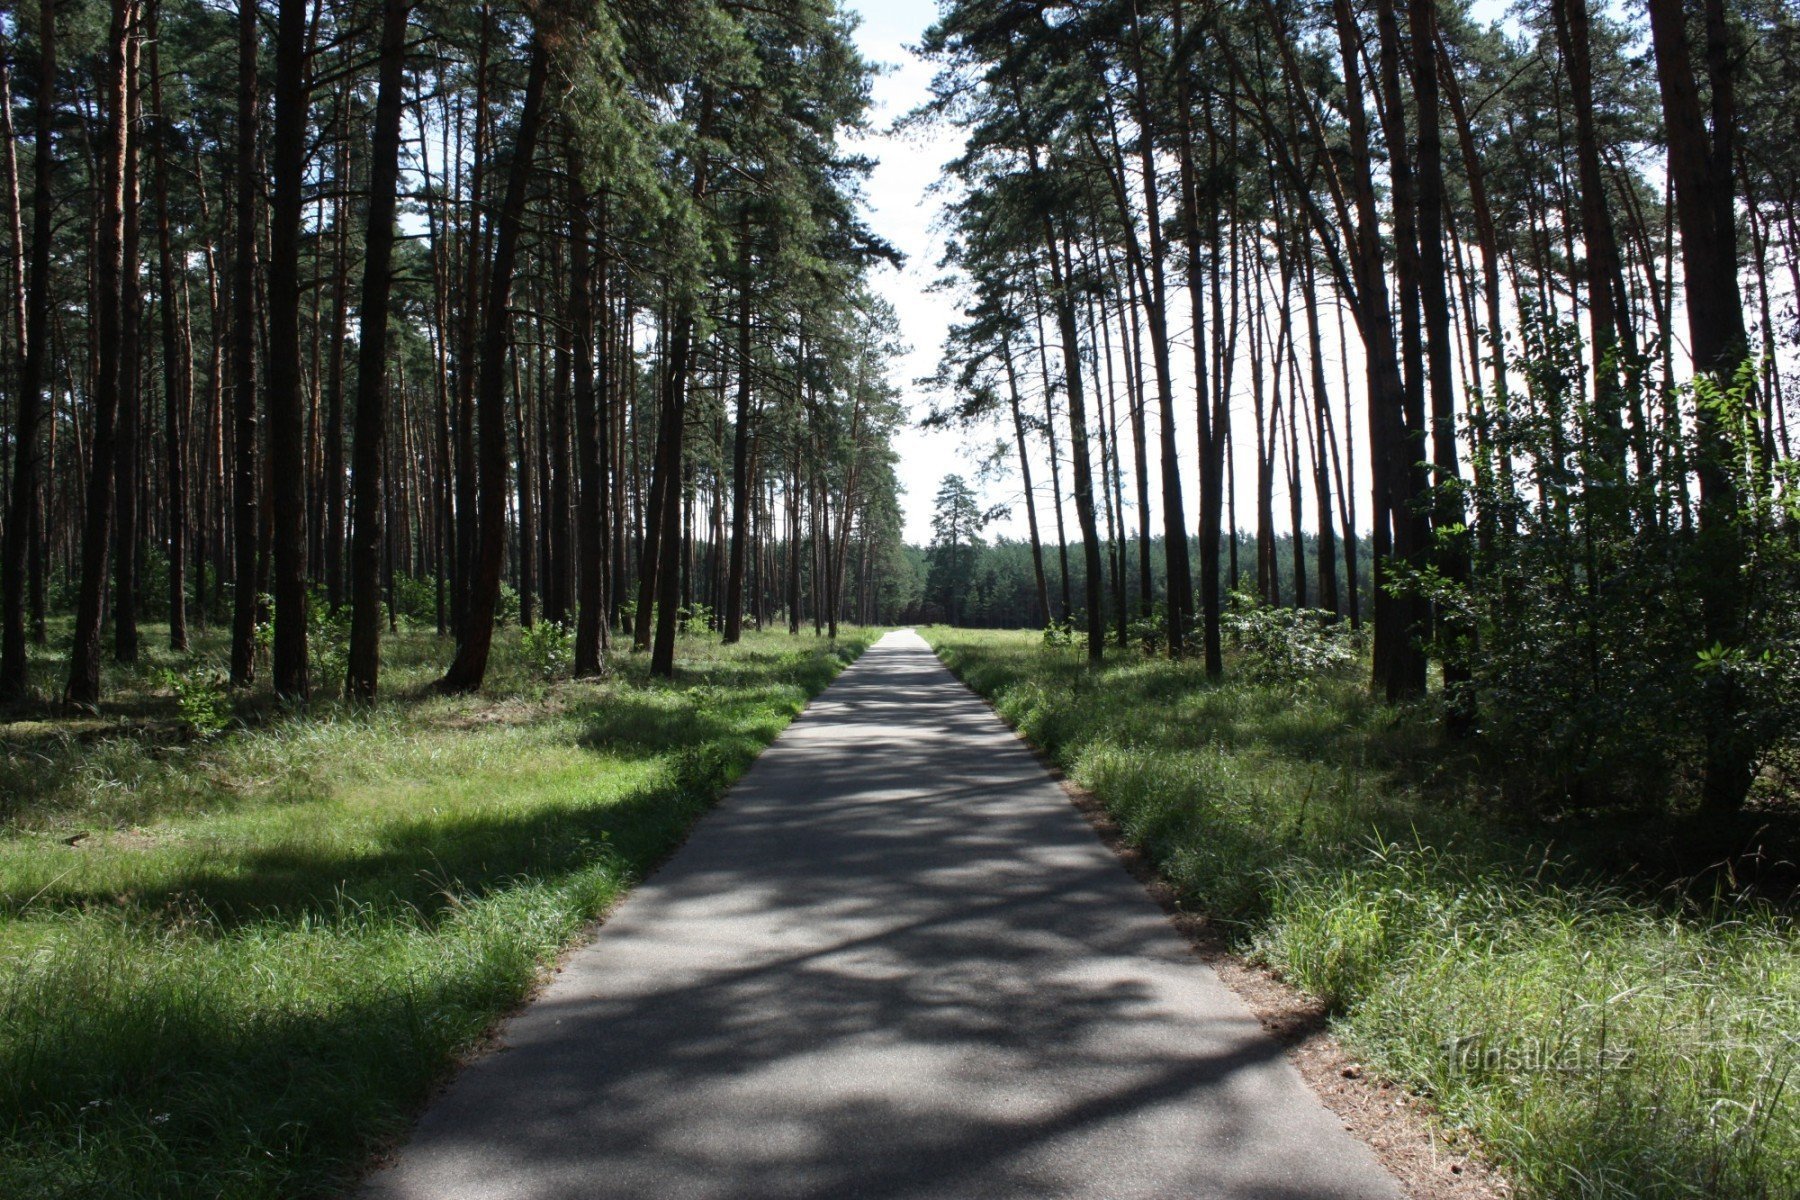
[891,532,1366,632]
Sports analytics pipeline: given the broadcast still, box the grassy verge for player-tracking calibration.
[925,627,1799,1200]
[1,624,872,1199]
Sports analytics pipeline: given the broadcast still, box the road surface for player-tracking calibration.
[363,630,1401,1200]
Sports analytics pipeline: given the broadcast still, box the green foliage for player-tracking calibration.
[1221,591,1357,684]
[200,564,226,625]
[307,590,351,695]
[251,593,275,665]
[1690,366,1800,764]
[158,664,233,738]
[520,620,573,682]
[134,545,174,621]
[389,574,439,628]
[495,583,522,629]
[1127,605,1168,656]
[681,603,714,636]
[1434,325,1800,810]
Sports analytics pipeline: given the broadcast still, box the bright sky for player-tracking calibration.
[843,0,964,545]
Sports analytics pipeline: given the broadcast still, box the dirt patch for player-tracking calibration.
[434,693,572,733]
[57,827,181,852]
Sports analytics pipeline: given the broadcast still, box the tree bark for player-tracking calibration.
[1408,0,1473,732]
[345,0,411,701]
[1000,331,1050,626]
[147,4,188,652]
[266,0,311,699]
[65,0,135,708]
[570,149,608,674]
[723,211,755,644]
[228,0,259,687]
[1551,0,1634,454]
[112,20,143,666]
[439,38,548,692]
[0,0,54,700]
[1647,0,1755,811]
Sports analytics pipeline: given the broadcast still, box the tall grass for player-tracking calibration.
[927,628,1800,1200]
[0,625,871,1199]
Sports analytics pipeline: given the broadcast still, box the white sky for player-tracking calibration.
[844,0,967,545]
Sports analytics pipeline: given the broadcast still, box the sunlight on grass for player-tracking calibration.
[925,627,1800,1200]
[0,623,873,1199]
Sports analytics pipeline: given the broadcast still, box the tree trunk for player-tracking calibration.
[65,0,134,708]
[1551,0,1633,454]
[1332,0,1425,701]
[439,39,547,692]
[345,0,411,701]
[649,94,713,678]
[1123,0,1193,655]
[1301,244,1339,617]
[1408,0,1473,732]
[1648,0,1755,811]
[0,0,54,700]
[147,6,188,652]
[1046,233,1105,662]
[266,0,311,699]
[112,20,143,665]
[1001,332,1050,626]
[570,151,608,674]
[723,212,755,644]
[228,0,259,687]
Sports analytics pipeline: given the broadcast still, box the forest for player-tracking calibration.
[0,0,913,710]
[2,0,1799,1195]
[912,0,1799,814]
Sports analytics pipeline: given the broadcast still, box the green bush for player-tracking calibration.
[1221,590,1357,683]
[1429,321,1800,810]
[160,664,233,738]
[390,574,439,627]
[520,621,573,681]
[681,603,715,635]
[306,589,351,694]
[495,583,521,628]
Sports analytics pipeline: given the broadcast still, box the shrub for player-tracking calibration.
[1429,320,1800,810]
[306,589,351,694]
[520,621,573,682]
[1222,591,1356,683]
[681,603,715,635]
[160,664,233,738]
[390,573,439,627]
[495,583,521,628]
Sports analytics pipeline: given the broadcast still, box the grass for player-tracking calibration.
[925,627,1800,1200]
[0,620,873,1199]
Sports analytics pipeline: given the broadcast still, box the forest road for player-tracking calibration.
[361,629,1401,1200]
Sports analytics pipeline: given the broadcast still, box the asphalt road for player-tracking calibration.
[362,630,1401,1200]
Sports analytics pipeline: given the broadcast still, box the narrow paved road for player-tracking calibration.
[364,631,1400,1200]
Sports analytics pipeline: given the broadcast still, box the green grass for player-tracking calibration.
[925,627,1800,1200]
[0,621,873,1199]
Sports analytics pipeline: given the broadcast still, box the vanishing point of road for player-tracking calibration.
[363,630,1401,1200]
